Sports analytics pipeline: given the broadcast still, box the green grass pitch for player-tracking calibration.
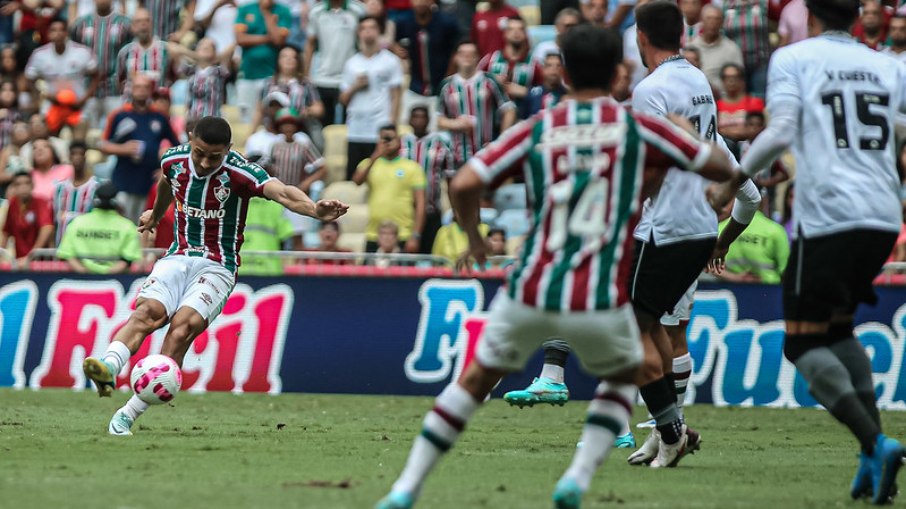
[3,389,906,509]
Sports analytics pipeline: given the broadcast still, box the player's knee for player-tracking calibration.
[783,333,830,364]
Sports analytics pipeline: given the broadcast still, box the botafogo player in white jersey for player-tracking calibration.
[712,0,906,503]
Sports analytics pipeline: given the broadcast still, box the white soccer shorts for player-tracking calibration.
[138,255,235,323]
[476,291,643,378]
[660,281,696,327]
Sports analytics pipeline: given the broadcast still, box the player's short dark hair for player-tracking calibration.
[636,1,683,51]
[410,106,429,117]
[806,0,860,31]
[69,140,88,153]
[193,116,232,146]
[560,24,622,91]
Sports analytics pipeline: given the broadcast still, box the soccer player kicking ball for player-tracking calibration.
[711,0,906,504]
[82,116,348,435]
[376,25,738,509]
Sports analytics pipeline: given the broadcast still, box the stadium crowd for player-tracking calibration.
[0,0,905,279]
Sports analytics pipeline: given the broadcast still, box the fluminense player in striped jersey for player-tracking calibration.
[713,0,906,503]
[376,25,738,509]
[82,116,348,436]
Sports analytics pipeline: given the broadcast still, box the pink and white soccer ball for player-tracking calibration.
[130,354,182,405]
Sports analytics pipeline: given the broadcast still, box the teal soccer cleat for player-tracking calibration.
[870,434,904,505]
[614,432,636,449]
[503,377,569,408]
[552,477,584,509]
[375,492,414,509]
[107,409,134,436]
[851,451,872,499]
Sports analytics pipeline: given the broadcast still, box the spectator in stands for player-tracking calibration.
[181,38,233,122]
[688,5,744,97]
[606,0,635,30]
[353,124,426,254]
[778,0,807,47]
[438,40,515,167]
[116,8,182,98]
[10,1,65,47]
[70,0,132,130]
[581,0,607,28]
[24,17,98,138]
[0,78,21,152]
[716,63,763,141]
[432,211,489,263]
[854,0,888,50]
[0,1,14,44]
[620,0,648,90]
[101,74,179,223]
[682,46,702,69]
[20,114,69,165]
[884,15,906,61]
[152,87,185,146]
[240,194,295,276]
[30,137,72,201]
[487,227,507,256]
[541,0,579,27]
[780,183,794,241]
[471,0,519,58]
[245,91,291,159]
[479,17,542,116]
[51,140,97,245]
[340,16,403,180]
[305,0,366,126]
[304,221,352,264]
[68,0,124,21]
[680,0,702,45]
[532,7,580,63]
[370,220,402,267]
[143,0,195,42]
[142,169,175,253]
[0,46,30,112]
[365,0,396,47]
[393,0,460,117]
[193,0,238,54]
[269,107,325,199]
[611,60,631,103]
[0,172,53,266]
[745,112,790,191]
[56,181,140,274]
[715,199,789,284]
[0,121,29,188]
[717,0,769,97]
[522,52,567,118]
[235,0,292,123]
[253,44,324,147]
[401,105,453,253]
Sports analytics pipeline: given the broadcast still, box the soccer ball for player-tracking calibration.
[130,354,182,405]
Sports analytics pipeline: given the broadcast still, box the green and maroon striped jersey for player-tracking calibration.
[720,0,770,69]
[438,71,515,166]
[470,98,713,312]
[401,132,454,214]
[70,13,133,98]
[478,49,543,89]
[116,37,171,97]
[161,145,275,274]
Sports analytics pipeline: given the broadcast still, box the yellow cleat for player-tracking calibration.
[83,358,116,398]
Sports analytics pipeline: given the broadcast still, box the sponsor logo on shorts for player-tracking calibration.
[141,277,157,290]
[200,292,213,306]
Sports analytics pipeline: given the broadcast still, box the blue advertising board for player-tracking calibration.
[1,273,905,408]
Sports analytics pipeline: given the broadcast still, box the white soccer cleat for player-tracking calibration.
[107,409,135,436]
[627,428,660,465]
[650,426,701,468]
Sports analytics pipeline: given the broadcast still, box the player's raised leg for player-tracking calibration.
[502,339,570,407]
[83,297,169,398]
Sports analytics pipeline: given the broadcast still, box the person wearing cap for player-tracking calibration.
[56,181,142,274]
[245,90,291,158]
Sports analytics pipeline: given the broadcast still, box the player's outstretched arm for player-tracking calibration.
[263,179,349,221]
[139,176,173,233]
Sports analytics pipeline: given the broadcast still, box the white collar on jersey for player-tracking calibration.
[821,30,856,40]
[656,54,685,69]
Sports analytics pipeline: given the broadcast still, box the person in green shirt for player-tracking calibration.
[239,197,295,276]
[57,182,142,274]
[234,0,292,120]
[717,208,789,284]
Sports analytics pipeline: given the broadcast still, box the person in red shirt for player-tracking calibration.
[716,63,764,141]
[852,0,891,50]
[470,0,519,58]
[142,170,175,250]
[1,171,54,266]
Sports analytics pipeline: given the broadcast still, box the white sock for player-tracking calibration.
[672,353,693,417]
[121,395,150,421]
[563,382,634,491]
[540,363,565,383]
[102,341,132,375]
[392,383,480,496]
